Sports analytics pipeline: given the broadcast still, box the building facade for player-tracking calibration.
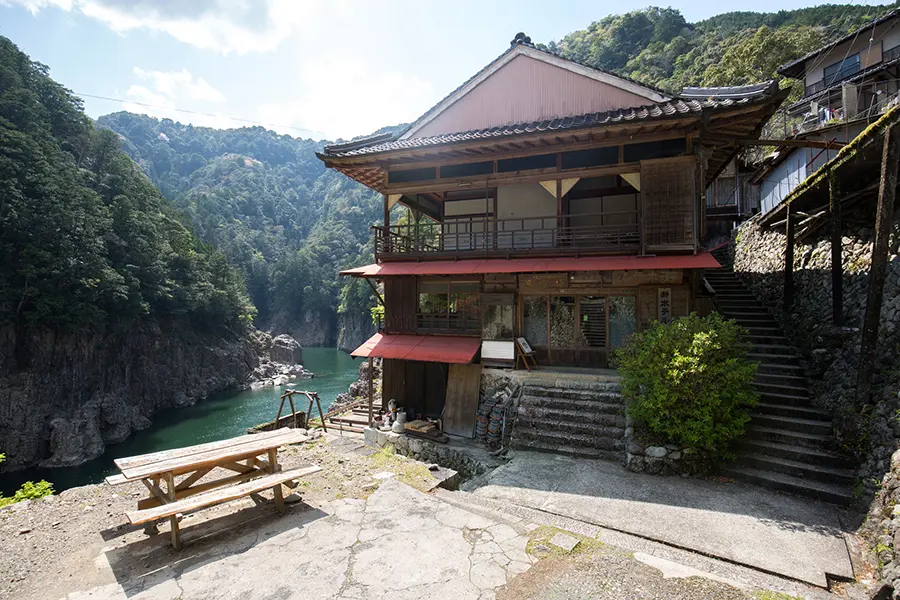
[319,38,786,418]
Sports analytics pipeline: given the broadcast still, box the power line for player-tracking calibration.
[76,91,326,138]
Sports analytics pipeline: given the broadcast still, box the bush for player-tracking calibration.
[615,312,759,457]
[0,454,54,508]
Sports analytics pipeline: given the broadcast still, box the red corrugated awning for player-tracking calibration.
[351,333,480,364]
[340,252,720,278]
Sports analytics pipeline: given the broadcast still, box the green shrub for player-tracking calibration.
[0,453,54,508]
[615,312,759,457]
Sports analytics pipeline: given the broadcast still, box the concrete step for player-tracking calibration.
[753,402,827,420]
[756,391,813,407]
[720,465,852,505]
[520,395,624,414]
[524,381,621,395]
[752,380,809,397]
[513,428,623,451]
[744,425,834,449]
[747,326,785,337]
[517,405,626,427]
[751,414,832,436]
[523,386,624,402]
[510,438,622,460]
[754,372,808,387]
[749,343,796,355]
[717,302,767,312]
[731,314,780,325]
[517,419,625,438]
[733,453,855,486]
[735,439,855,469]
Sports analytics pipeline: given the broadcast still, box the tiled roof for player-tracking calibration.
[321,81,779,159]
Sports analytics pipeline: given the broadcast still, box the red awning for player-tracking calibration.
[351,333,480,364]
[340,252,720,278]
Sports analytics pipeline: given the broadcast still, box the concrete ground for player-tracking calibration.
[468,451,854,588]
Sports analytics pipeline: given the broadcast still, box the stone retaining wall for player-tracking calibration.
[623,412,711,475]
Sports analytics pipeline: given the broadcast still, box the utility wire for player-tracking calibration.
[76,92,327,138]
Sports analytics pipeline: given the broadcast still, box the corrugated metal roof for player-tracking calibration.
[321,85,779,159]
[340,253,721,278]
[350,333,480,364]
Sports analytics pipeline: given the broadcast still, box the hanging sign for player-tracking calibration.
[658,287,672,324]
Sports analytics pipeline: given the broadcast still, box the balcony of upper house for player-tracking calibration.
[372,176,644,261]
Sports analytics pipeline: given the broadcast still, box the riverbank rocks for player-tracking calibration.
[270,334,303,365]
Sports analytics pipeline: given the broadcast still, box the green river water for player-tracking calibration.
[0,347,360,496]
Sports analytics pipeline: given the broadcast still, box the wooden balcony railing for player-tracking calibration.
[416,312,481,335]
[374,211,640,260]
[804,63,862,97]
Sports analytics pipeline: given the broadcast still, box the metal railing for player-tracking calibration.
[374,211,641,259]
[805,63,862,97]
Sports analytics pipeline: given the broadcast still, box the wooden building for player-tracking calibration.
[318,37,787,419]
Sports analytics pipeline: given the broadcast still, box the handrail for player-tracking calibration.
[374,211,640,258]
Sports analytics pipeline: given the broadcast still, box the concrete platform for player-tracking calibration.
[468,451,854,587]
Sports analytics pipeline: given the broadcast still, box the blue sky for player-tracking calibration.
[1,0,892,141]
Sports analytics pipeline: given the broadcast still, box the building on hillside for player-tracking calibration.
[755,9,900,214]
[703,157,761,242]
[317,36,787,421]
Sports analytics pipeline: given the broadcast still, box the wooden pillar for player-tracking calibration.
[164,472,181,551]
[829,174,843,326]
[783,203,795,318]
[383,193,390,227]
[857,124,900,405]
[367,356,374,426]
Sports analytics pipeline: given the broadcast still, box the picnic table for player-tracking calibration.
[105,427,321,550]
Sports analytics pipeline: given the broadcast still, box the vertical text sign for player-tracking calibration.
[658,287,672,324]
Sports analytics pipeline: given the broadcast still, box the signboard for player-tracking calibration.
[516,337,534,355]
[658,287,672,324]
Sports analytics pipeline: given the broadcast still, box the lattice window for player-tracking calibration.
[641,157,696,249]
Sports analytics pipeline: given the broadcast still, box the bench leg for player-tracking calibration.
[267,449,285,513]
[164,472,182,550]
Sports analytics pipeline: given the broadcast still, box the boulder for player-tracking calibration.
[270,334,303,365]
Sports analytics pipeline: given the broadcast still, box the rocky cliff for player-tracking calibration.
[337,310,375,353]
[0,320,260,472]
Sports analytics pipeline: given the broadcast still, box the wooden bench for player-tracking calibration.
[107,428,317,549]
[127,465,322,526]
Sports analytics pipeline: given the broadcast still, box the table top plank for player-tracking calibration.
[117,429,309,481]
[115,428,297,471]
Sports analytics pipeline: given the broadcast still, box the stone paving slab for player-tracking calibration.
[58,480,537,600]
[469,452,853,587]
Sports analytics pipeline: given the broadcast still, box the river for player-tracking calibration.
[0,347,360,496]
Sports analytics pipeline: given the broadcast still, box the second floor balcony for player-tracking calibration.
[373,211,641,261]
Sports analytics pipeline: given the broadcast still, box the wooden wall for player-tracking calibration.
[636,285,690,330]
[641,156,696,253]
[384,277,417,333]
[382,358,448,418]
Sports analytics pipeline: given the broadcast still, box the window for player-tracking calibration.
[823,53,860,85]
[523,296,548,346]
[417,281,480,333]
[482,294,514,340]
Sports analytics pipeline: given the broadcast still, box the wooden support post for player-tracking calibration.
[784,202,795,318]
[857,124,900,405]
[383,193,390,228]
[164,472,181,550]
[367,357,374,427]
[267,448,285,513]
[829,174,843,326]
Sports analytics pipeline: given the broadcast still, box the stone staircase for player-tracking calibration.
[706,247,855,504]
[510,373,625,459]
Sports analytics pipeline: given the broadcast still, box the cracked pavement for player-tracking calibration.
[56,479,537,600]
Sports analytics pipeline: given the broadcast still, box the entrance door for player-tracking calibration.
[577,296,606,366]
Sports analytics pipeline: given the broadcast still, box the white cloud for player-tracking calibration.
[133,67,225,103]
[258,58,438,141]
[120,68,233,129]
[2,0,315,54]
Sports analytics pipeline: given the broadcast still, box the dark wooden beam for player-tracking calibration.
[367,357,374,427]
[829,174,843,326]
[701,136,846,150]
[857,123,900,405]
[784,202,795,319]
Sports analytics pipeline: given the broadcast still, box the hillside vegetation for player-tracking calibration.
[97,113,385,346]
[0,37,252,334]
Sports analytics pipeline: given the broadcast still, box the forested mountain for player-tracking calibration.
[97,113,387,347]
[0,39,252,334]
[0,36,260,471]
[545,3,898,94]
